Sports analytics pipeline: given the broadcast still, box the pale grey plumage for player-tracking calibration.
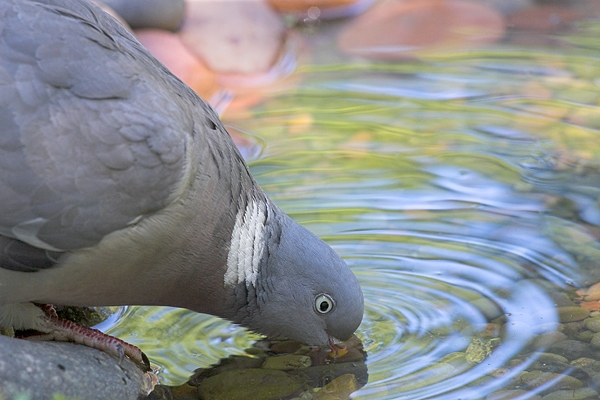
[0,0,363,348]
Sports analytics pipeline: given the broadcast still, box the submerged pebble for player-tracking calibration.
[533,331,568,348]
[311,374,359,400]
[557,307,590,323]
[547,340,593,361]
[520,370,583,392]
[584,316,600,332]
[261,354,312,370]
[576,330,595,343]
[589,332,600,349]
[168,337,368,400]
[197,369,303,400]
[486,389,542,400]
[540,388,599,400]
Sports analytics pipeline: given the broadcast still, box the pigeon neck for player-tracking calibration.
[218,195,282,323]
[224,197,270,289]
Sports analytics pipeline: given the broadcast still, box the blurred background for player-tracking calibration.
[93,0,600,398]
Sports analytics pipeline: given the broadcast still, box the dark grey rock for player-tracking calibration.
[529,352,590,383]
[547,340,593,361]
[548,292,575,308]
[0,336,150,400]
[533,331,568,348]
[562,321,586,339]
[520,370,583,392]
[98,0,185,31]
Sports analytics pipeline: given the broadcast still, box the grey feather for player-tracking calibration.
[0,0,195,250]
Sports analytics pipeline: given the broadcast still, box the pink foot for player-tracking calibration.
[23,304,150,371]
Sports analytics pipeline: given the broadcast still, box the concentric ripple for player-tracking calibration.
[349,254,558,399]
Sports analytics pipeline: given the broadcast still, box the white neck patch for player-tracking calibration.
[224,200,267,288]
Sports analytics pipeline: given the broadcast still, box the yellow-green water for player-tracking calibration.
[105,9,600,399]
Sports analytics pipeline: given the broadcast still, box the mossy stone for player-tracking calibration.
[557,307,590,323]
[313,374,359,400]
[197,369,302,400]
[261,355,312,370]
[584,316,600,332]
[541,387,598,400]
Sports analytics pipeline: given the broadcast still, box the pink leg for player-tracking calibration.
[23,304,150,371]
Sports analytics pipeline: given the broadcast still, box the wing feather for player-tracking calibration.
[0,0,200,256]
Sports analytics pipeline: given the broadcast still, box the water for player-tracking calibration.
[108,4,600,398]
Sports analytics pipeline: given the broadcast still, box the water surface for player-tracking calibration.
[107,4,600,398]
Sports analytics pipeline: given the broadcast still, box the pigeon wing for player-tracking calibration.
[0,0,194,261]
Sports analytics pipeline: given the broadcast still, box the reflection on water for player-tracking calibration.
[106,5,600,399]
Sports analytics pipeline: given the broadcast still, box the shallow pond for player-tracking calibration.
[104,2,600,399]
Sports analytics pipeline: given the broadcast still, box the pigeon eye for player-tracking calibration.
[315,294,334,314]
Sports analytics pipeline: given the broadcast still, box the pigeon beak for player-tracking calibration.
[327,335,348,358]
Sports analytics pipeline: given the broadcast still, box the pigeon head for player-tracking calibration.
[224,199,364,347]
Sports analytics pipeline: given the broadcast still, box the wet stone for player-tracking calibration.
[549,292,576,307]
[590,372,600,389]
[590,332,600,350]
[400,363,457,391]
[520,371,583,392]
[547,340,592,361]
[571,358,597,372]
[557,307,590,323]
[466,338,495,363]
[301,361,369,389]
[486,389,542,400]
[197,369,302,400]
[188,355,265,385]
[467,374,497,392]
[0,336,150,400]
[312,374,359,400]
[588,360,600,375]
[438,352,468,368]
[261,355,312,370]
[541,388,599,400]
[146,385,173,400]
[529,353,590,382]
[584,316,600,332]
[471,298,504,320]
[334,345,366,363]
[533,331,568,348]
[576,330,595,343]
[55,306,112,327]
[562,322,586,339]
[534,352,569,365]
[581,283,600,302]
[503,371,529,388]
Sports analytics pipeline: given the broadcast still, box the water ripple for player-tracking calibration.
[352,252,558,399]
[102,27,600,398]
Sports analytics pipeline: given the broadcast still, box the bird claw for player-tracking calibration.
[116,343,125,364]
[23,305,151,372]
